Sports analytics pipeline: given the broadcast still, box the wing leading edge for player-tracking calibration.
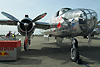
[35,22,50,29]
[0,20,53,30]
[0,20,50,29]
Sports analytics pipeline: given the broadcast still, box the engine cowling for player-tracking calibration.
[18,19,35,36]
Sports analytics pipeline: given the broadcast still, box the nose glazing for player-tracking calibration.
[79,9,97,33]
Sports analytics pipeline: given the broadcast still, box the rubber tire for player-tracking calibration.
[56,37,63,46]
[29,40,31,45]
[24,40,29,51]
[70,48,79,62]
[91,35,94,37]
[84,36,87,38]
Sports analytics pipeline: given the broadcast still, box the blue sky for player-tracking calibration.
[0,0,100,35]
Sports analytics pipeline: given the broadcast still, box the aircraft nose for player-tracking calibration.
[79,17,96,34]
[78,9,97,33]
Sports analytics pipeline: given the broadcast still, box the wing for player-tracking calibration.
[35,22,50,29]
[0,20,17,25]
[96,25,100,28]
[97,21,100,24]
[96,21,100,28]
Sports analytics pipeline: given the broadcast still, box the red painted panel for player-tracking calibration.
[57,22,61,28]
[0,41,21,48]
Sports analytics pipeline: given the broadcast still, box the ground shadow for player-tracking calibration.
[21,42,100,65]
[0,58,42,65]
[91,37,100,40]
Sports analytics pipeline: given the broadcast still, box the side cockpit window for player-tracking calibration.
[56,11,60,17]
[55,8,72,17]
[56,10,62,17]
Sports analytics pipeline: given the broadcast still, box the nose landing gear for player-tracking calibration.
[70,38,79,62]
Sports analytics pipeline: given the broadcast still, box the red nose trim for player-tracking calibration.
[57,22,61,28]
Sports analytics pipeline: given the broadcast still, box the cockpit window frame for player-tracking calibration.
[55,8,72,17]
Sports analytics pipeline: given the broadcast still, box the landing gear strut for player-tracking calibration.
[70,38,79,62]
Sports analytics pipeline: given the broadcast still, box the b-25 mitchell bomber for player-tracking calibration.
[0,8,98,62]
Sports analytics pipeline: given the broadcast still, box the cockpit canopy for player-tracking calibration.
[55,8,72,17]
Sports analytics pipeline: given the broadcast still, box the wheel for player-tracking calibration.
[56,37,63,46]
[70,48,79,62]
[83,36,87,38]
[29,40,31,45]
[91,35,94,37]
[71,38,78,48]
[24,40,29,51]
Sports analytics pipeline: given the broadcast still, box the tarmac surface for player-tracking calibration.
[0,35,100,67]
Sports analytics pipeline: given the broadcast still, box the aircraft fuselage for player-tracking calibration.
[42,8,97,37]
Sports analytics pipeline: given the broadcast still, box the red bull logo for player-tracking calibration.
[0,51,9,56]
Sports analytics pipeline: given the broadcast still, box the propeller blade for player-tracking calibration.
[1,12,25,24]
[1,12,19,22]
[24,27,29,51]
[32,13,47,22]
[24,35,29,51]
[24,36,28,45]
